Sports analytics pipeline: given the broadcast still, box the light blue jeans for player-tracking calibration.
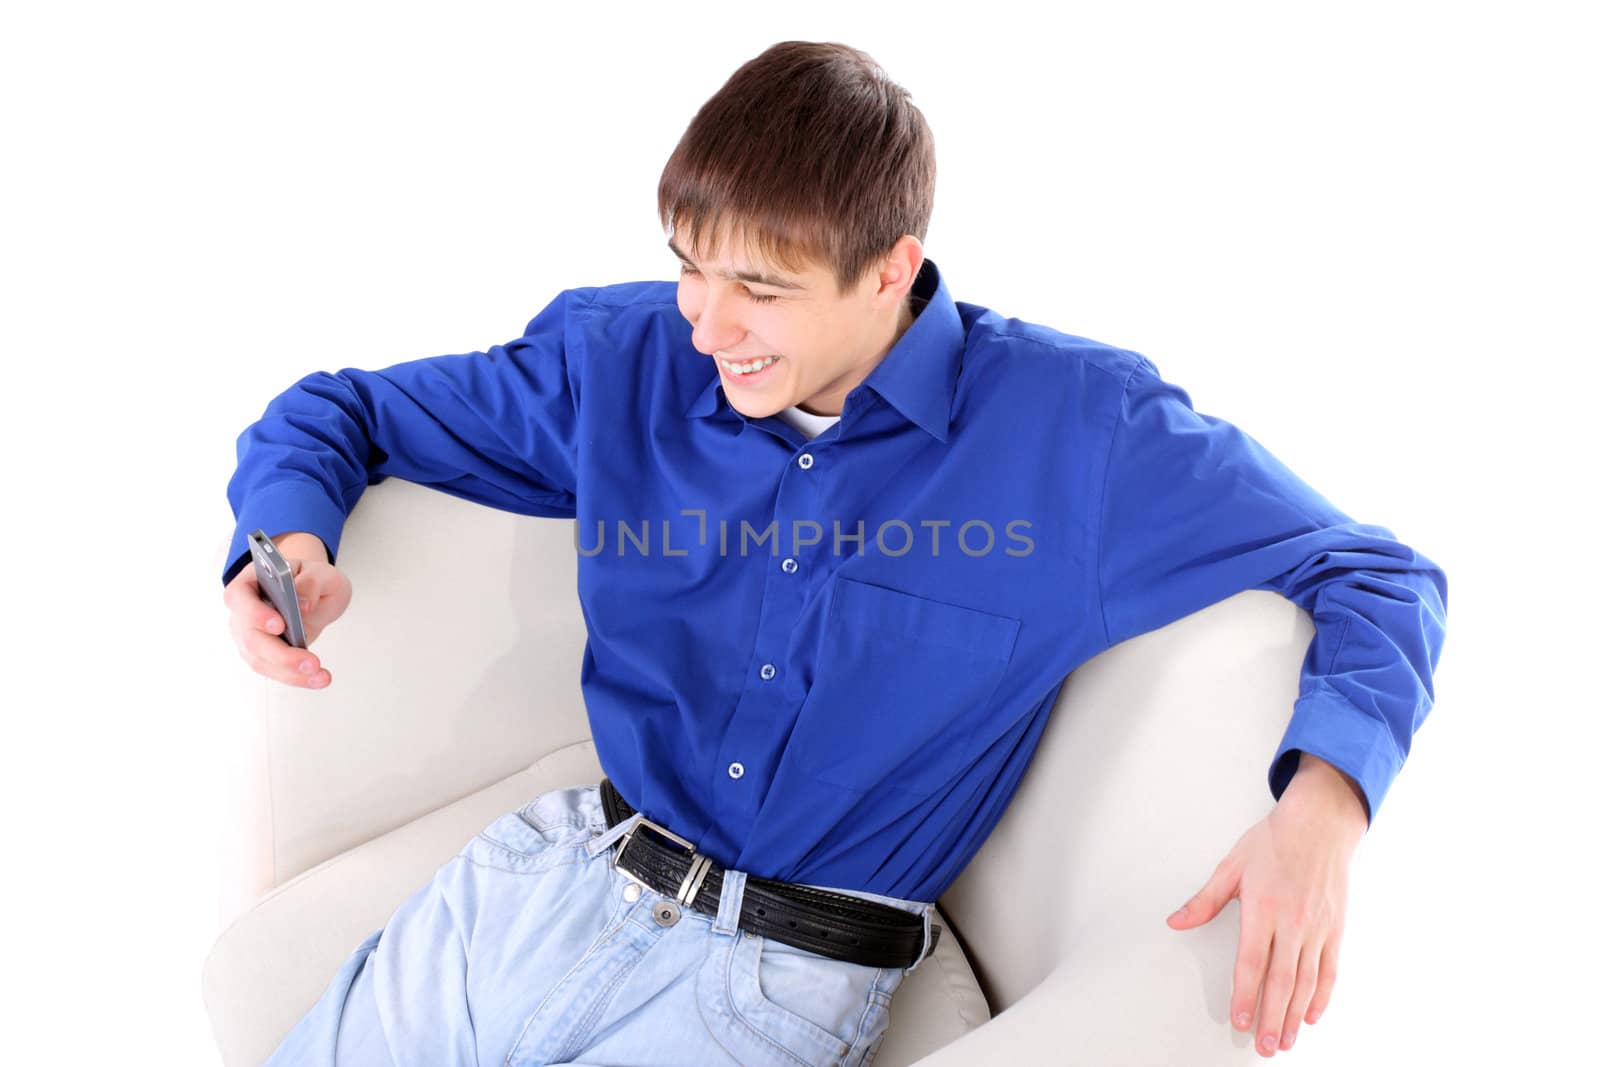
[262,782,937,1066]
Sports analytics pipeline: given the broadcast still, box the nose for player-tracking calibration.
[690,288,745,356]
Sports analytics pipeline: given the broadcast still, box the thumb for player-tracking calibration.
[1167,863,1237,928]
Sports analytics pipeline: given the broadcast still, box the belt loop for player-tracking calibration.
[902,904,936,975]
[585,810,644,860]
[713,868,747,937]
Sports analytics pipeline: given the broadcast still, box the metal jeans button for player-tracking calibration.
[652,900,681,926]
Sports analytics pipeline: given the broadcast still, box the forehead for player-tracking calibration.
[667,223,811,292]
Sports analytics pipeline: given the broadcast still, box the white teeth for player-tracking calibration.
[721,355,779,375]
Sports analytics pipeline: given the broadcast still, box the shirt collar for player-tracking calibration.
[682,256,963,443]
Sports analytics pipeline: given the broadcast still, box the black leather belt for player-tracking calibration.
[599,777,939,970]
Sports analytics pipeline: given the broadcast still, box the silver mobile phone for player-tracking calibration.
[248,529,308,649]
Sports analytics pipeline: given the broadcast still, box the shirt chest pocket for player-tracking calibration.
[788,577,1021,800]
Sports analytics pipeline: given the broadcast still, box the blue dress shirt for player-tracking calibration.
[222,257,1448,903]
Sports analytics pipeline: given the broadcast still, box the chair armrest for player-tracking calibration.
[913,591,1320,1064]
[218,479,591,904]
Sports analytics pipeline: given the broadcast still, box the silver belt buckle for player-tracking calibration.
[612,815,716,908]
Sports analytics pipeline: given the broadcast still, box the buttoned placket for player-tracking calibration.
[701,423,833,862]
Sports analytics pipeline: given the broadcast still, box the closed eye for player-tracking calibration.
[679,264,780,304]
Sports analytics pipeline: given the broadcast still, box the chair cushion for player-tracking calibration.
[202,741,990,1066]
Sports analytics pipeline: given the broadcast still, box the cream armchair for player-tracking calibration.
[202,477,1321,1065]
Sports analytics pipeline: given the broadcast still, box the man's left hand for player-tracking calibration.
[1164,753,1368,1057]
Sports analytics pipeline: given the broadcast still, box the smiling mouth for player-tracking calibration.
[718,354,782,380]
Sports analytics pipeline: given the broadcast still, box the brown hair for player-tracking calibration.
[656,41,936,297]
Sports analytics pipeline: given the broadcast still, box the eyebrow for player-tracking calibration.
[667,238,807,291]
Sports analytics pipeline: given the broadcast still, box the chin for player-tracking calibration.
[729,396,785,419]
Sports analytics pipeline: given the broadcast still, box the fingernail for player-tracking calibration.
[299,661,314,674]
[1262,1035,1277,1052]
[309,673,328,687]
[1281,1033,1294,1050]
[1235,1011,1251,1028]
[1306,1010,1320,1024]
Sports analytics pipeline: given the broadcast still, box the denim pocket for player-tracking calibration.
[465,785,600,869]
[698,928,888,1067]
[790,577,1021,799]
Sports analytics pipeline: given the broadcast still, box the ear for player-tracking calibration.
[874,234,924,308]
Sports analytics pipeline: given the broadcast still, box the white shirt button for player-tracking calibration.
[728,761,745,779]
[797,453,814,469]
[759,663,776,680]
[781,557,798,574]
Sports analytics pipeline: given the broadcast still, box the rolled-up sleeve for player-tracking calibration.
[1095,355,1449,827]
[220,286,595,586]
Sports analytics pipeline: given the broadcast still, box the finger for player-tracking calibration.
[1255,930,1301,1055]
[1280,940,1321,1051]
[227,599,279,647]
[223,566,298,636]
[1170,856,1238,927]
[1305,929,1341,1025]
[251,599,296,637]
[292,564,327,611]
[240,628,329,688]
[241,625,320,679]
[245,651,332,689]
[1231,908,1272,1038]
[298,567,353,638]
[290,558,317,599]
[221,566,259,608]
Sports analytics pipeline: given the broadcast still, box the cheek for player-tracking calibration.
[758,311,803,355]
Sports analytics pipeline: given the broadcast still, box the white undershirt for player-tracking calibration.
[773,403,843,440]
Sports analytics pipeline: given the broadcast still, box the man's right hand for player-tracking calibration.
[223,531,352,689]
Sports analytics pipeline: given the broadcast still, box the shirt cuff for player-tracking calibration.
[1266,681,1404,830]
[221,480,349,586]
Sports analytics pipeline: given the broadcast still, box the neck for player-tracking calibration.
[798,298,917,417]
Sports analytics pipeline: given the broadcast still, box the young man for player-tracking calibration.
[221,40,1448,1066]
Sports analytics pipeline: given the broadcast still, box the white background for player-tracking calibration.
[2,1,1594,1062]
